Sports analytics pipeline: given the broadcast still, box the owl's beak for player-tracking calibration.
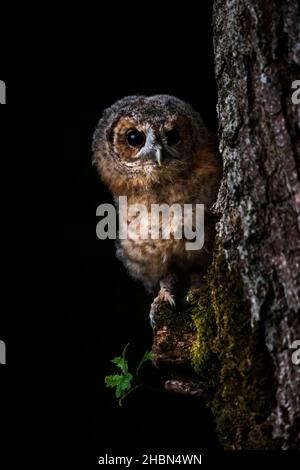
[155,148,163,166]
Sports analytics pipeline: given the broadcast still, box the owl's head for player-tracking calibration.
[93,95,214,194]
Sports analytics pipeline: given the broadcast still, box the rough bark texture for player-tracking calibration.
[213,0,300,448]
[152,0,300,449]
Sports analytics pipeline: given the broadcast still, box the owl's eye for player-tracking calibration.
[126,129,146,148]
[165,128,180,145]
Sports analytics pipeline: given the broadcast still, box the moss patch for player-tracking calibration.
[190,246,278,449]
[152,300,197,370]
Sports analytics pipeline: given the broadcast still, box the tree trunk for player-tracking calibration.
[213,0,300,448]
[152,0,300,449]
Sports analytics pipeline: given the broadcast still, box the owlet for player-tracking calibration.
[93,95,221,325]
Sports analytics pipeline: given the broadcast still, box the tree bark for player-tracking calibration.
[213,0,300,448]
[152,0,300,449]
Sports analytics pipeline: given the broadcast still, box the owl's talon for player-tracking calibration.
[149,309,156,328]
[149,290,176,327]
[149,300,160,328]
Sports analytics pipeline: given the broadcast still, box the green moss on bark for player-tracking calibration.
[152,300,197,369]
[190,246,278,449]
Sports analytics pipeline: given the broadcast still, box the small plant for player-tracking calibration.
[105,343,153,406]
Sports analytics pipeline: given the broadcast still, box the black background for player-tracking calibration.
[50,5,220,463]
[2,4,295,468]
[1,5,220,465]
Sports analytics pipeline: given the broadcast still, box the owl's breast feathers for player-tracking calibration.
[114,147,221,285]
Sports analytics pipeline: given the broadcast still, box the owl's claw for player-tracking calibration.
[149,289,176,328]
[149,310,156,328]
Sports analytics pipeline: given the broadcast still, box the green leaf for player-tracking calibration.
[105,374,123,388]
[105,372,133,398]
[105,344,153,404]
[115,373,133,398]
[111,356,129,374]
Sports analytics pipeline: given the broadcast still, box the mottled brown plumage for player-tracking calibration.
[93,95,222,324]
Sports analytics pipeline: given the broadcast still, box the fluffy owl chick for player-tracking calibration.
[93,95,221,325]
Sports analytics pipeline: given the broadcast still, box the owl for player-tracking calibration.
[92,95,222,325]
